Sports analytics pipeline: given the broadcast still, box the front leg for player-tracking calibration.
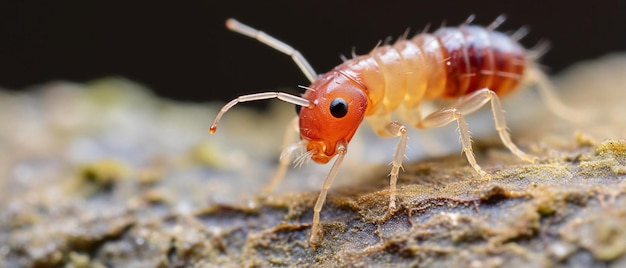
[310,143,347,247]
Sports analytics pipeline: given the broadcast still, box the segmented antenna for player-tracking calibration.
[209,92,313,133]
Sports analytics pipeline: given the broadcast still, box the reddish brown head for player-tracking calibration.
[297,71,368,164]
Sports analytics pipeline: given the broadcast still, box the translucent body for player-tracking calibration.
[301,25,527,160]
[210,18,581,247]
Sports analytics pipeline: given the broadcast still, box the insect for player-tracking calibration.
[210,15,579,246]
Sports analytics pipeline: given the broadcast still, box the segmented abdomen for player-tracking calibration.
[339,24,527,115]
[435,25,526,98]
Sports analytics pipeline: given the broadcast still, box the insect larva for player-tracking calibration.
[210,16,582,247]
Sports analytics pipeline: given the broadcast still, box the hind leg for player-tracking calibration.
[419,88,536,179]
[526,67,593,124]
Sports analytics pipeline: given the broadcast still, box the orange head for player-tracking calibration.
[297,70,368,164]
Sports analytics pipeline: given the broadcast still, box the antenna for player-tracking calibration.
[210,92,314,133]
[226,19,318,82]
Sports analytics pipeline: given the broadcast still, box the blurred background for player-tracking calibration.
[0,0,624,104]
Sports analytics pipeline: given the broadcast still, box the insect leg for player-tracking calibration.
[419,88,536,179]
[384,122,408,213]
[526,68,594,124]
[367,112,410,213]
[310,143,347,247]
[226,19,318,83]
[262,116,300,193]
[420,107,490,178]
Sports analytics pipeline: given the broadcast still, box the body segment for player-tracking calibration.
[334,24,527,123]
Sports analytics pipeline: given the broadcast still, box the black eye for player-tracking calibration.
[295,105,302,115]
[329,98,348,118]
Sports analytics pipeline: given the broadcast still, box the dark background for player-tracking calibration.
[0,1,625,104]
